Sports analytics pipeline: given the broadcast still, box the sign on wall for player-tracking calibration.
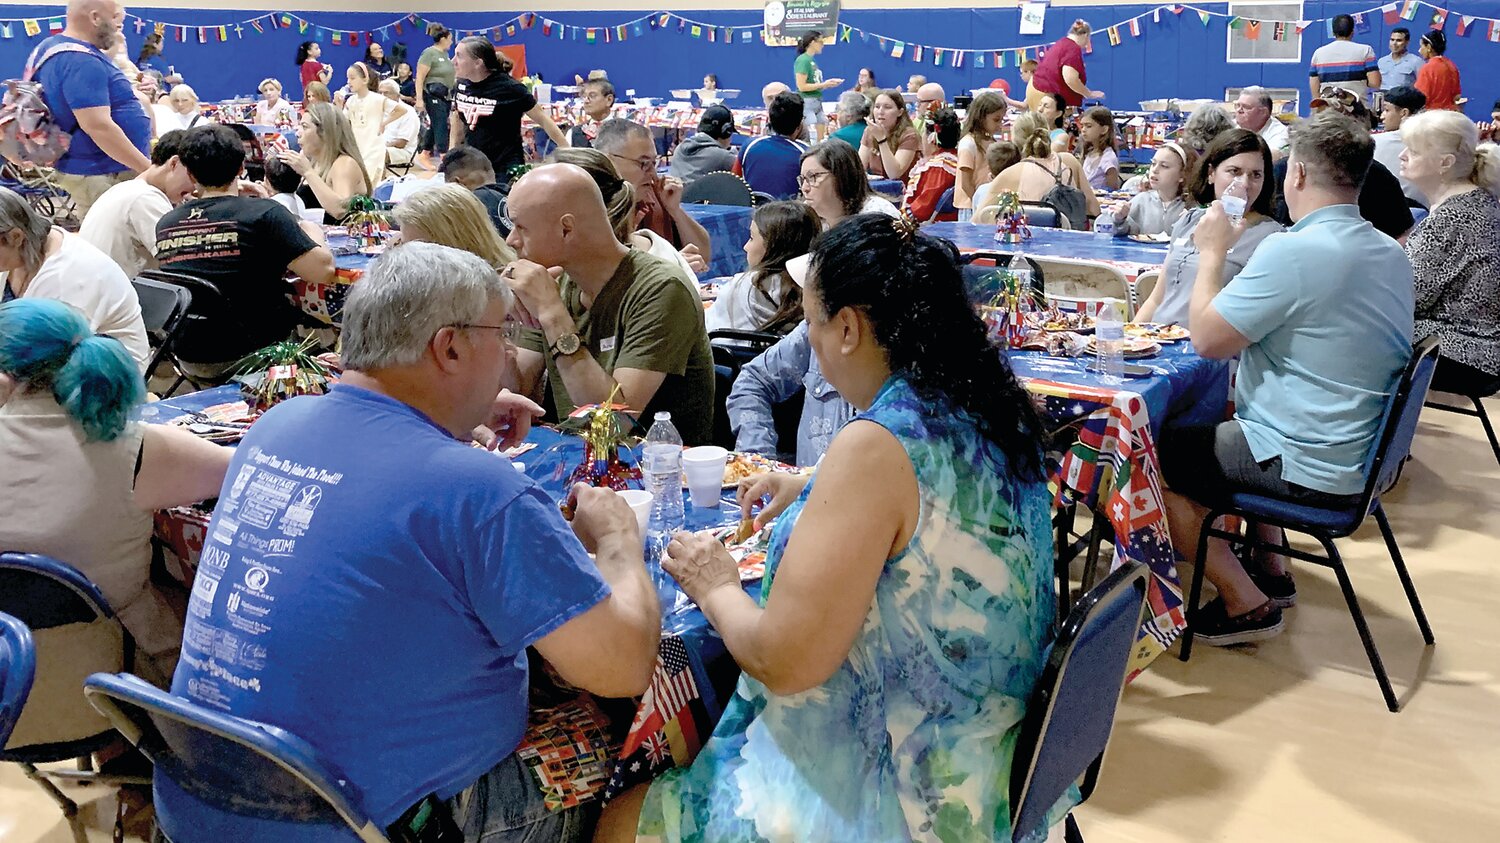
[764,0,841,47]
[1019,2,1049,36]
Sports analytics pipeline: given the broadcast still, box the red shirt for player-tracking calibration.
[1032,36,1086,107]
[299,60,326,91]
[1415,56,1462,111]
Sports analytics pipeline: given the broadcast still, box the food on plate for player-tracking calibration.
[1129,233,1170,243]
[1088,335,1162,357]
[1124,322,1190,342]
[720,452,797,487]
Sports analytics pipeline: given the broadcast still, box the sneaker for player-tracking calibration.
[1192,597,1284,646]
[1249,569,1297,609]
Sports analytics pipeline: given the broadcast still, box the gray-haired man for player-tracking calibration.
[168,241,660,841]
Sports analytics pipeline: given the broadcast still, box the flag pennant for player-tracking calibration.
[708,26,716,42]
[331,30,341,45]
[282,14,293,27]
[975,51,985,68]
[586,28,597,43]
[174,25,185,42]
[742,29,753,42]
[1245,20,1262,40]
[1457,15,1475,36]
[252,20,264,34]
[891,40,904,58]
[1228,17,1243,29]
[634,22,645,37]
[22,19,38,37]
[677,19,686,33]
[506,24,517,37]
[557,23,567,41]
[299,21,309,34]
[1354,12,1371,34]
[912,44,923,62]
[1383,3,1401,25]
[690,24,702,38]
[1154,8,1161,24]
[953,50,965,68]
[198,26,207,44]
[542,21,553,37]
[133,19,144,36]
[47,18,62,34]
[217,25,228,42]
[1401,0,1419,21]
[840,25,850,43]
[1198,10,1211,26]
[1129,18,1141,37]
[933,48,944,67]
[1295,19,1312,34]
[1107,26,1121,46]
[1273,21,1286,41]
[1431,9,1449,29]
[522,14,536,30]
[1491,20,1500,41]
[1,24,11,40]
[1326,19,1336,39]
[350,32,361,46]
[995,50,1005,68]
[1172,5,1185,14]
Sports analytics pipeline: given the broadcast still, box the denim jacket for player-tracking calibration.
[725,322,855,466]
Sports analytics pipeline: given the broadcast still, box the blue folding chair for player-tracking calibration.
[1009,562,1149,843]
[926,186,958,221]
[0,552,143,843]
[84,673,389,843]
[1178,337,1440,712]
[0,612,36,750]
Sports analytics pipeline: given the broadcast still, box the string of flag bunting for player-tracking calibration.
[0,3,1497,54]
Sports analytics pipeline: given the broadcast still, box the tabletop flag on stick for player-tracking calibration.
[1430,8,1449,29]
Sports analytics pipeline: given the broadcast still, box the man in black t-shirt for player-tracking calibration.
[155,125,336,371]
[448,36,567,183]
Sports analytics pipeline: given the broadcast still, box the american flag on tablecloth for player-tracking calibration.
[604,635,709,797]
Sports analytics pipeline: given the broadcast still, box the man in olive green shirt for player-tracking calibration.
[504,163,715,444]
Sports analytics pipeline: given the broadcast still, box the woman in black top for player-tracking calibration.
[363,42,395,81]
[449,37,567,183]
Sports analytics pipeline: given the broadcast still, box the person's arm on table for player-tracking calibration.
[74,107,151,173]
[534,484,661,697]
[133,425,234,511]
[658,175,712,261]
[666,422,915,695]
[727,325,813,456]
[288,245,336,285]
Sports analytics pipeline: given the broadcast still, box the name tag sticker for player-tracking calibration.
[600,336,617,353]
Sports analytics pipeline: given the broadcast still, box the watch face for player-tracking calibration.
[555,333,581,355]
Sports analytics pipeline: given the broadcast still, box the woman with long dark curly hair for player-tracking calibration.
[597,213,1065,843]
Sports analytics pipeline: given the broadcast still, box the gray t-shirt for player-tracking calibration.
[1152,208,1283,326]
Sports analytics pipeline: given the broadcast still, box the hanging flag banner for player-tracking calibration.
[911,44,923,62]
[1354,12,1372,34]
[2,24,13,40]
[1273,21,1287,41]
[1457,15,1475,36]
[975,51,985,68]
[1430,8,1449,29]
[891,39,904,58]
[1019,2,1048,36]
[1383,3,1402,24]
[1128,18,1141,38]
[1245,20,1262,40]
[22,19,38,37]
[1401,0,1420,21]
[933,47,944,67]
[763,0,840,48]
[1198,10,1212,26]
[1490,19,1500,41]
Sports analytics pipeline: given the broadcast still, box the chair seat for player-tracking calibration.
[1223,491,1363,535]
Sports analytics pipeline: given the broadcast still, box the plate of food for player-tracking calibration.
[709,518,773,581]
[1029,311,1096,333]
[720,452,798,489]
[1128,233,1171,244]
[1086,336,1162,358]
[1124,322,1190,342]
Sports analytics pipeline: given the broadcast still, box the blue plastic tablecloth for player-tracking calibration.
[925,220,1171,266]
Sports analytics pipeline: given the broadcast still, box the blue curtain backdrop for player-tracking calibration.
[1,3,1494,117]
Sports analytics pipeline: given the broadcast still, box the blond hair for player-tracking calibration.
[259,78,282,95]
[392,184,516,271]
[1402,110,1500,197]
[1012,111,1052,160]
[304,102,373,196]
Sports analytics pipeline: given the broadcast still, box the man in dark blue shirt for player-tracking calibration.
[32,0,152,217]
[736,91,809,200]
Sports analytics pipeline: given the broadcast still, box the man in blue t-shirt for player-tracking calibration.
[31,0,152,217]
[166,242,661,841]
[1160,112,1412,647]
[736,91,809,200]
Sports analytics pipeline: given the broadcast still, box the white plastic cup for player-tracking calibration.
[681,445,729,509]
[299,208,324,225]
[617,489,653,538]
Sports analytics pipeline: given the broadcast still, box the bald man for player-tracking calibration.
[36,0,153,217]
[761,81,791,108]
[505,164,715,443]
[916,82,947,118]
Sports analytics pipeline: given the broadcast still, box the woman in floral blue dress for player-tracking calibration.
[596,214,1066,843]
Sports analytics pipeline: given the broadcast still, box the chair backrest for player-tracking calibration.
[0,553,127,759]
[1132,271,1159,311]
[1010,562,1149,842]
[137,268,251,364]
[131,276,193,382]
[0,612,36,750]
[1022,203,1064,230]
[682,171,754,206]
[929,186,958,221]
[1041,259,1133,319]
[1358,335,1440,512]
[84,673,388,842]
[709,329,784,450]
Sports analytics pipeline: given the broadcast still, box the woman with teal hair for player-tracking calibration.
[0,299,232,684]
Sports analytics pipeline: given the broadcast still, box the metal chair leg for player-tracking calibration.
[1178,511,1215,662]
[1064,813,1085,843]
[1473,395,1500,467]
[20,763,89,843]
[1319,536,1400,712]
[1371,502,1435,645]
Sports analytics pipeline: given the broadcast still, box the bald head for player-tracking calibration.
[762,81,790,107]
[505,163,616,268]
[917,82,947,116]
[66,0,121,50]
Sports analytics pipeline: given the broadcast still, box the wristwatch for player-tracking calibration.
[550,332,582,357]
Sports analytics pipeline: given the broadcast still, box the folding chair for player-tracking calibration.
[924,186,958,222]
[1009,562,1149,842]
[0,612,34,750]
[682,171,754,206]
[1041,259,1134,319]
[84,673,389,843]
[973,203,1067,230]
[131,276,193,385]
[0,553,145,843]
[1131,271,1159,314]
[1424,378,1500,467]
[709,329,783,450]
[137,268,254,397]
[1179,337,1440,712]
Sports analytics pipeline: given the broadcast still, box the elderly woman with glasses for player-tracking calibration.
[798,140,899,229]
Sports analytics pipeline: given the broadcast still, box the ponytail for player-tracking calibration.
[547,146,637,244]
[0,300,142,442]
[1012,112,1052,160]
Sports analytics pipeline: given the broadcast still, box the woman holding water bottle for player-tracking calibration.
[1135,129,1283,325]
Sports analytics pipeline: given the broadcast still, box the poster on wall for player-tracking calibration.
[1019,2,1048,36]
[763,0,840,47]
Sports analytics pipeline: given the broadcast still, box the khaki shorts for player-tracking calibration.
[54,170,133,219]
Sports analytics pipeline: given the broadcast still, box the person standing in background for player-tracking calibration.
[794,31,842,143]
[1414,31,1462,112]
[415,24,456,170]
[1378,27,1423,92]
[449,37,567,183]
[1027,20,1104,111]
[296,40,333,92]
[1307,14,1380,105]
[362,42,395,81]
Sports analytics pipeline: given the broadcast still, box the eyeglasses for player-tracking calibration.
[450,321,523,342]
[796,171,830,188]
[609,152,657,175]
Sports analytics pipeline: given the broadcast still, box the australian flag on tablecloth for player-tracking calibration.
[604,636,710,797]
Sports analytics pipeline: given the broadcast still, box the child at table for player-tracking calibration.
[706,200,820,334]
[263,157,308,219]
[970,140,1021,215]
[1079,106,1121,191]
[1111,141,1194,237]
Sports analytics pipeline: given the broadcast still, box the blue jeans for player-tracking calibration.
[448,753,598,842]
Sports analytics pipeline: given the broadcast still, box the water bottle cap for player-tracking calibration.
[654,411,671,421]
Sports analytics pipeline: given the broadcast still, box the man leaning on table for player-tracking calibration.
[505,163,716,444]
[1160,112,1413,645]
[167,242,661,842]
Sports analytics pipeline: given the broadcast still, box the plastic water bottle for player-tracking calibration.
[1094,299,1126,384]
[1094,212,1116,240]
[643,412,684,534]
[1220,175,1249,227]
[1007,251,1033,297]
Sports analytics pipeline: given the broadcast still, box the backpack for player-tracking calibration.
[1027,158,1090,231]
[0,42,98,167]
